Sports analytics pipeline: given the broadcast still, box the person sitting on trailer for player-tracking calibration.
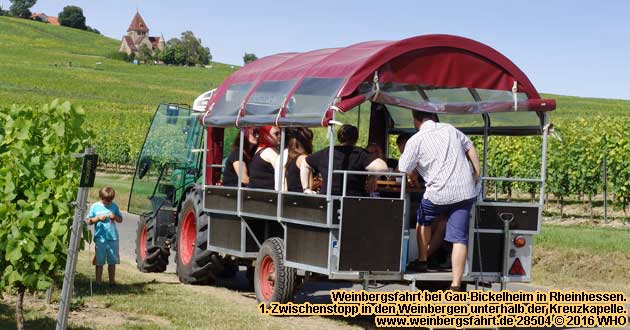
[285,127,314,192]
[399,110,480,291]
[248,126,282,190]
[366,143,385,160]
[222,128,258,187]
[300,124,388,196]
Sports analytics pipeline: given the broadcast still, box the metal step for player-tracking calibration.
[403,271,453,282]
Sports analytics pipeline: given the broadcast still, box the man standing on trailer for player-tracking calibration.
[399,111,480,291]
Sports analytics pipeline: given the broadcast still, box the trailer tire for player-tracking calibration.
[175,189,223,284]
[254,237,296,304]
[135,215,169,273]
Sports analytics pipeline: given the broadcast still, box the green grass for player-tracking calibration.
[0,253,360,330]
[543,93,630,120]
[535,224,630,255]
[0,16,236,165]
[533,224,630,293]
[0,17,234,111]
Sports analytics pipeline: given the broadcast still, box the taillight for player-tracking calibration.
[513,236,526,248]
[509,258,526,276]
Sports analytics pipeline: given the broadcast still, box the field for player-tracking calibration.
[0,16,234,165]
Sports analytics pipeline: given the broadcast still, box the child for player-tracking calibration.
[86,187,123,286]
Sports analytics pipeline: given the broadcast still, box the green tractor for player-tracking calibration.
[128,99,238,284]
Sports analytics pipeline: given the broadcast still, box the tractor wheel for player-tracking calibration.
[176,189,235,284]
[135,215,169,273]
[254,237,296,304]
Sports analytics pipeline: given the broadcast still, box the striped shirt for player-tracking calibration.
[398,120,477,205]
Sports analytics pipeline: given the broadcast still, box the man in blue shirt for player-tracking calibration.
[87,187,123,286]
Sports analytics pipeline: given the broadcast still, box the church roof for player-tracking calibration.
[127,12,149,33]
[148,36,162,49]
[123,36,137,51]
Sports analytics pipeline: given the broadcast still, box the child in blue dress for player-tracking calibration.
[86,187,123,286]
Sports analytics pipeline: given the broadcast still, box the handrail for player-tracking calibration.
[332,170,405,177]
[480,176,542,183]
[332,170,407,199]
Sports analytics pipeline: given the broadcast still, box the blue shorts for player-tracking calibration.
[95,240,119,265]
[417,198,476,244]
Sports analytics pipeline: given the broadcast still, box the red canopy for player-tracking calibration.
[203,34,555,127]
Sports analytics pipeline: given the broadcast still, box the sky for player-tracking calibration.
[3,0,629,100]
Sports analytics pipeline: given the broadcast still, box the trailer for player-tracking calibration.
[128,34,556,304]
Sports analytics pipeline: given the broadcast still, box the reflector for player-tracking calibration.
[513,236,526,248]
[509,258,526,276]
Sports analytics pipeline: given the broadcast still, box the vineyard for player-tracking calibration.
[484,117,630,216]
[1,16,630,217]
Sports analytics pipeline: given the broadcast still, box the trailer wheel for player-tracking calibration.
[254,237,296,304]
[175,189,225,284]
[135,215,169,273]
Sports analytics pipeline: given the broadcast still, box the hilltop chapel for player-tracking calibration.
[119,11,165,58]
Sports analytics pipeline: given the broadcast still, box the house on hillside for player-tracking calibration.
[119,11,165,59]
[32,13,60,26]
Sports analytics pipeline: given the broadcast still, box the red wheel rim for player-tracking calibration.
[140,224,147,260]
[259,255,275,301]
[179,209,196,265]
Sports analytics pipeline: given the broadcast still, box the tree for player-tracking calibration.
[243,53,258,65]
[9,0,36,18]
[58,5,87,30]
[137,44,154,63]
[0,5,7,16]
[0,100,92,330]
[86,26,100,34]
[162,31,211,66]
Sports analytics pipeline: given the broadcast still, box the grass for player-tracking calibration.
[0,17,234,111]
[0,253,361,330]
[535,224,630,255]
[533,224,630,293]
[0,16,235,165]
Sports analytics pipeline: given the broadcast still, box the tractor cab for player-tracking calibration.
[128,103,206,271]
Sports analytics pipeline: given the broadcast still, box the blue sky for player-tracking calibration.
[3,0,629,99]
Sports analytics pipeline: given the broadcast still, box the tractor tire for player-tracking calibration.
[254,237,296,304]
[135,215,169,273]
[175,189,235,284]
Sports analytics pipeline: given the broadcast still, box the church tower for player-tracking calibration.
[127,11,149,42]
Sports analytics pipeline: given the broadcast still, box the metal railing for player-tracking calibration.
[332,170,407,199]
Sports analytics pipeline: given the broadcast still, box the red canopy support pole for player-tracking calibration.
[205,127,224,185]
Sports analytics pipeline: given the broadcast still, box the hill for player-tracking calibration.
[0,16,235,164]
